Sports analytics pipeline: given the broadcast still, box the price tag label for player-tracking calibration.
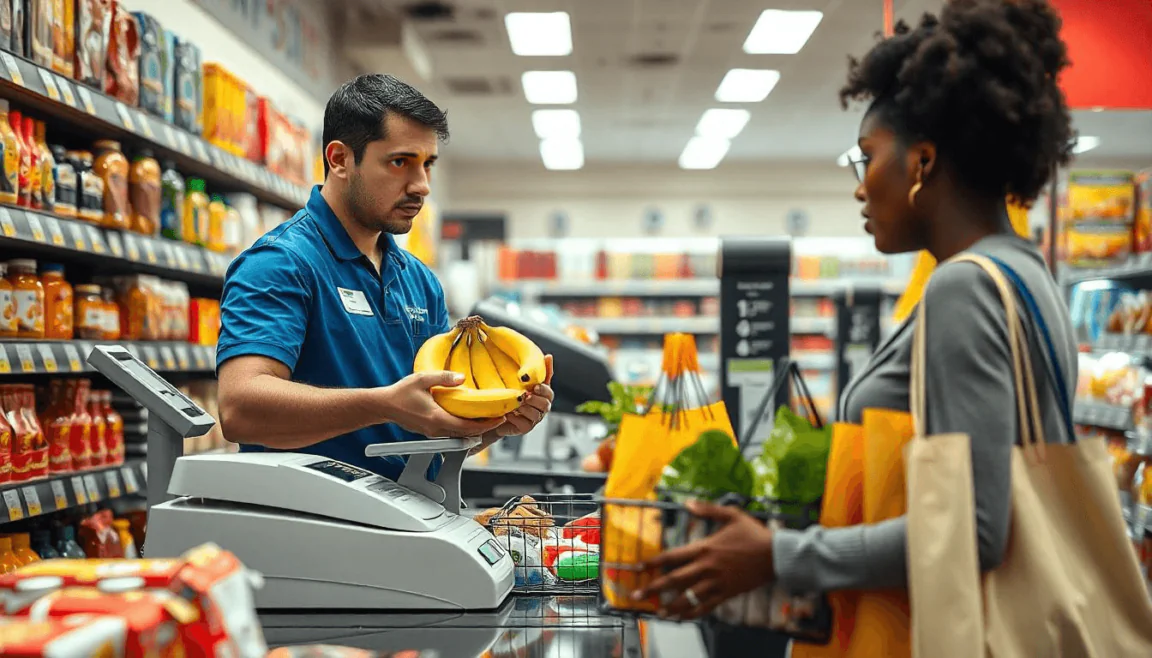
[37,68,60,101]
[142,345,159,368]
[104,470,121,498]
[71,476,88,504]
[123,234,140,260]
[56,75,76,107]
[77,85,97,115]
[188,251,204,273]
[174,246,190,270]
[160,346,176,370]
[51,479,68,508]
[141,463,147,484]
[176,131,191,155]
[193,347,208,370]
[105,231,123,257]
[22,486,41,516]
[134,111,155,138]
[0,52,24,86]
[87,226,105,254]
[175,344,190,370]
[126,344,141,360]
[0,207,16,237]
[43,216,64,246]
[63,344,82,372]
[15,344,35,372]
[0,347,11,374]
[193,140,209,162]
[84,474,100,502]
[25,214,44,241]
[3,490,23,521]
[121,467,139,494]
[37,344,57,373]
[115,103,135,132]
[142,239,157,264]
[160,242,176,266]
[69,222,87,250]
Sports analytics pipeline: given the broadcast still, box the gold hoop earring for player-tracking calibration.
[908,181,922,207]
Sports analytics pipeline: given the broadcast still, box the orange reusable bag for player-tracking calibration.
[792,408,915,658]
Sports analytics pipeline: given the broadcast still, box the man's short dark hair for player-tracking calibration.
[322,74,449,176]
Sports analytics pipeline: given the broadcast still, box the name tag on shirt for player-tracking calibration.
[338,288,374,316]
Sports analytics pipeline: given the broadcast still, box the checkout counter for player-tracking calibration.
[84,345,706,658]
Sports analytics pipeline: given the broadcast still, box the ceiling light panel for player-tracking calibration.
[696,109,751,139]
[715,69,781,103]
[505,12,573,56]
[679,137,731,170]
[522,71,578,104]
[532,109,581,139]
[1073,135,1100,154]
[743,10,823,55]
[540,138,584,170]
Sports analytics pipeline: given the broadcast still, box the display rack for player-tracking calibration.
[0,51,309,210]
[0,341,216,376]
[0,459,145,523]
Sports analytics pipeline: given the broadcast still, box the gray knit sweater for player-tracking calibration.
[772,234,1077,592]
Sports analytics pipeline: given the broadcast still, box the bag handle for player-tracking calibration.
[911,254,1046,457]
[983,255,1076,442]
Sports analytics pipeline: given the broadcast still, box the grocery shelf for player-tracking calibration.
[1073,400,1131,431]
[579,316,719,335]
[791,317,836,336]
[0,459,144,523]
[1090,332,1152,355]
[500,278,906,298]
[0,340,215,376]
[0,51,308,211]
[0,205,230,289]
[792,350,837,370]
[1062,254,1152,286]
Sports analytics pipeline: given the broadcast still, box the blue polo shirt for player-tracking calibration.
[216,186,450,480]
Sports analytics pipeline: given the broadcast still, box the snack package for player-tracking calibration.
[29,0,52,67]
[75,0,111,89]
[496,527,556,587]
[1062,171,1137,268]
[0,1,12,52]
[103,1,138,105]
[173,36,202,135]
[5,587,196,655]
[1137,172,1152,254]
[52,0,74,76]
[133,11,166,118]
[0,615,128,655]
[0,543,267,657]
[11,0,24,56]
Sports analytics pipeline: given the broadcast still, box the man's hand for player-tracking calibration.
[382,371,506,438]
[472,355,555,452]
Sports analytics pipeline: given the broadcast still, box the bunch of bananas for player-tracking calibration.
[413,316,547,419]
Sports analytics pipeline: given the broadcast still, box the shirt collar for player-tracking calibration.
[308,185,408,271]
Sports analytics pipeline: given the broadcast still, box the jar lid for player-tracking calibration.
[40,262,64,274]
[7,258,36,271]
[75,284,101,294]
[93,139,122,151]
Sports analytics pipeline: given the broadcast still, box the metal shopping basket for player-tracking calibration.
[483,492,603,596]
[598,359,834,645]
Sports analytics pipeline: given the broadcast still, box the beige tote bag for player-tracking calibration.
[906,254,1152,658]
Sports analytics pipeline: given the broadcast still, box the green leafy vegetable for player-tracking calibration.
[659,430,754,501]
[575,382,653,435]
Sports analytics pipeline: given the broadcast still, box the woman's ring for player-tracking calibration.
[685,588,700,607]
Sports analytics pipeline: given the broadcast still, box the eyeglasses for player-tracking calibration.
[847,155,871,183]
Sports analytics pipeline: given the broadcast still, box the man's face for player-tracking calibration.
[332,114,439,235]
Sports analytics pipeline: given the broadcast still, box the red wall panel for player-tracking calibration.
[1051,0,1152,109]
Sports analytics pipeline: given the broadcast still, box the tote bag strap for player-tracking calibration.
[911,254,1045,454]
[983,254,1076,442]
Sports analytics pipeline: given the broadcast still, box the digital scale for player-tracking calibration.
[87,345,515,611]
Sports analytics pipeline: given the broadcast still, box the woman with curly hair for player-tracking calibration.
[633,0,1101,653]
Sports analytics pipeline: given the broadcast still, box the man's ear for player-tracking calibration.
[325,141,352,180]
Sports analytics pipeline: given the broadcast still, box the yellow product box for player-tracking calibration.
[1136,172,1152,254]
[1063,171,1136,268]
[204,64,247,157]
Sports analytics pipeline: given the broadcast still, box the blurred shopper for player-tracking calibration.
[633,1,1147,655]
[216,74,553,480]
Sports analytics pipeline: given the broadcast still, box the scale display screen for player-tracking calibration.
[306,460,373,483]
[478,540,504,566]
[112,351,204,416]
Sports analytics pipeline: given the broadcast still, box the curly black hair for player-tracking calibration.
[840,0,1075,204]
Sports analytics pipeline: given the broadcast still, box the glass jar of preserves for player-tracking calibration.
[74,284,104,340]
[0,263,15,339]
[101,287,121,341]
[129,149,161,235]
[92,140,130,231]
[40,263,73,340]
[7,259,43,338]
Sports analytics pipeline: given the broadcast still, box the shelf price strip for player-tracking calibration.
[3,489,22,521]
[50,479,68,508]
[71,475,87,504]
[22,486,41,516]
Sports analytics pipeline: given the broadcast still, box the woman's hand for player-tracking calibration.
[632,500,776,620]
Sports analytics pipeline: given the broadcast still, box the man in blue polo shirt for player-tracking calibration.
[215,74,554,480]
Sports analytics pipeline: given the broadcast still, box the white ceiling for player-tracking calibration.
[347,0,1152,168]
